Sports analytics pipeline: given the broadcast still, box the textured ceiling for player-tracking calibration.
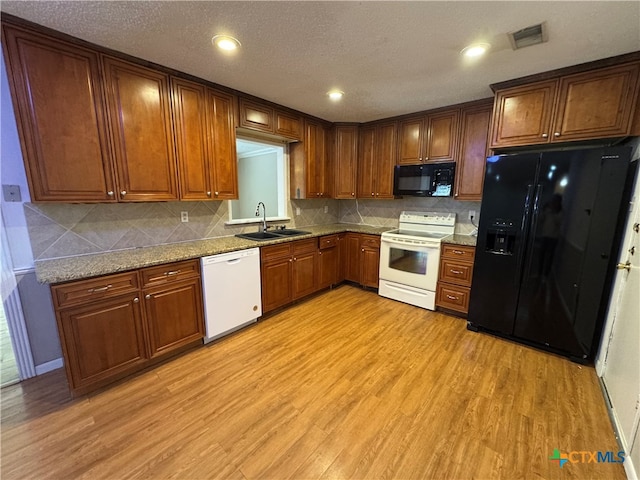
[2,1,639,123]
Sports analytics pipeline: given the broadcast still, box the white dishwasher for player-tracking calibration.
[201,247,262,343]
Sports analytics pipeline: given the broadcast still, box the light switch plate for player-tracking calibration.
[2,185,22,202]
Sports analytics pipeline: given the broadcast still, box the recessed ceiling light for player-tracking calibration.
[461,43,491,58]
[327,90,344,101]
[212,35,241,51]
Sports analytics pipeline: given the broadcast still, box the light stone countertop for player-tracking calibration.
[442,234,477,247]
[35,223,391,284]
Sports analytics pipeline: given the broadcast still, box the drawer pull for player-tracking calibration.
[450,270,463,275]
[164,270,181,276]
[89,284,112,293]
[452,250,464,255]
[446,294,459,300]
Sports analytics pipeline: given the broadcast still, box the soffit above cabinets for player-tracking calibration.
[1,1,639,123]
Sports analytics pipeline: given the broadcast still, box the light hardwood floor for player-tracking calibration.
[1,285,624,479]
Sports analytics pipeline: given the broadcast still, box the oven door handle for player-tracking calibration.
[381,238,440,249]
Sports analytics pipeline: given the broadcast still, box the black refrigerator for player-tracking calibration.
[467,146,635,362]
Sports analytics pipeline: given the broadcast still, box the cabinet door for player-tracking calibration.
[2,26,116,202]
[103,57,178,201]
[207,89,239,199]
[239,97,274,134]
[292,250,317,299]
[305,120,327,197]
[275,110,302,140]
[333,125,358,199]
[374,122,397,199]
[317,246,338,289]
[490,80,558,148]
[261,258,292,313]
[397,117,424,165]
[552,63,640,142]
[357,126,376,198]
[57,294,147,391]
[425,110,459,163]
[143,278,204,358]
[172,78,211,200]
[344,233,361,282]
[359,235,381,288]
[336,233,346,283]
[455,104,492,201]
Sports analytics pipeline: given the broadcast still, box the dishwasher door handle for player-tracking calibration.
[226,258,242,265]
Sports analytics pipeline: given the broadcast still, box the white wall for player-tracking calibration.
[1,55,34,269]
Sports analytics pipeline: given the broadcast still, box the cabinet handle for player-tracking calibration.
[361,248,365,252]
[107,191,114,196]
[120,190,127,197]
[133,297,139,303]
[376,193,379,196]
[207,191,211,197]
[351,192,355,196]
[89,284,112,293]
[425,156,429,161]
[319,251,322,255]
[289,258,293,262]
[554,132,560,137]
[541,133,548,138]
[214,191,219,196]
[164,270,181,276]
[145,294,152,300]
[450,270,463,274]
[446,294,458,300]
[371,193,374,196]
[452,250,464,255]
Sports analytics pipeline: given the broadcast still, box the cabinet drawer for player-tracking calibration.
[441,244,475,261]
[319,234,338,249]
[293,238,318,255]
[52,272,139,309]
[360,235,381,248]
[261,243,292,261]
[140,259,200,286]
[436,284,470,313]
[439,259,473,287]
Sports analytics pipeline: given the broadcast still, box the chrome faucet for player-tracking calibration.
[255,202,267,232]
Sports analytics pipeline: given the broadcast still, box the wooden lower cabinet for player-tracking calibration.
[260,238,318,313]
[344,233,381,288]
[51,260,204,395]
[317,235,339,289]
[436,243,476,316]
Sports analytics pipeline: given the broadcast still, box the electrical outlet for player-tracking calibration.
[468,210,476,221]
[324,205,329,214]
[181,211,188,222]
[296,207,301,216]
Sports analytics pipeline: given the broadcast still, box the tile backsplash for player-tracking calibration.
[339,197,481,233]
[25,199,339,260]
[25,196,479,260]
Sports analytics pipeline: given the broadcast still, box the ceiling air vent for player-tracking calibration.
[508,22,548,50]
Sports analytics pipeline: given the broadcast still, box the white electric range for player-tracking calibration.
[378,211,456,310]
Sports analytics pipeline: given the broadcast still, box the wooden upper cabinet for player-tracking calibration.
[275,110,303,140]
[491,62,640,148]
[397,110,458,165]
[455,103,492,201]
[239,96,302,140]
[1,25,116,202]
[553,63,640,141]
[102,57,178,202]
[239,97,274,134]
[397,117,424,165]
[206,89,238,199]
[357,122,396,198]
[333,125,358,199]
[172,78,210,200]
[290,119,330,198]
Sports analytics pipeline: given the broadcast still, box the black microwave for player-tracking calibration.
[393,162,456,197]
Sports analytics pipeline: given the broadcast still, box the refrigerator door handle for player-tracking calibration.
[515,184,534,283]
[523,184,544,281]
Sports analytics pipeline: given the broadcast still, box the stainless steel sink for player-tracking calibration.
[235,231,282,241]
[235,229,311,241]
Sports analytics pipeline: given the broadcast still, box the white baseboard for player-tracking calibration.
[35,357,63,375]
